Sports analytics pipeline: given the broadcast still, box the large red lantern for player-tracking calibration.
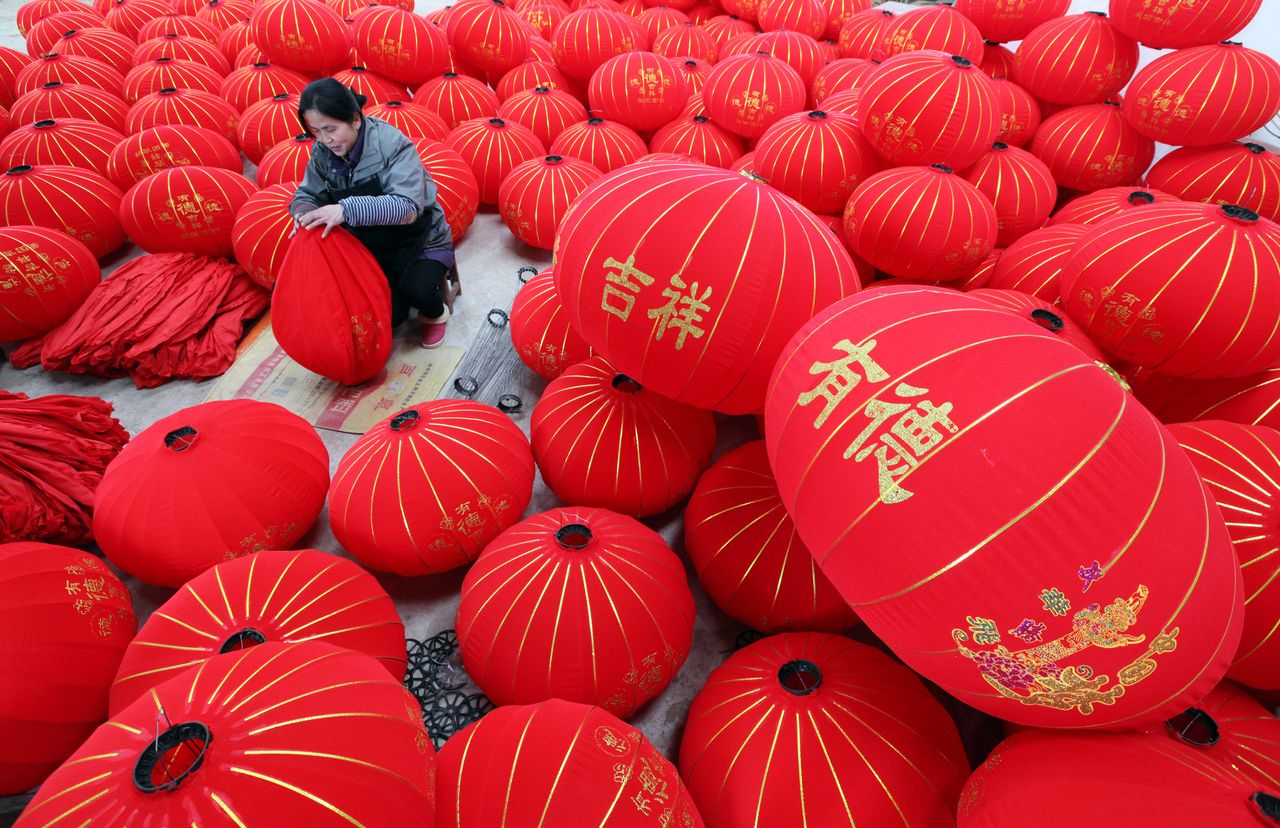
[17,642,436,826]
[549,116,647,173]
[857,50,1000,170]
[0,46,32,105]
[10,80,128,132]
[496,85,587,149]
[519,1,569,40]
[16,0,91,36]
[703,13,757,49]
[530,356,716,515]
[447,0,529,76]
[255,133,313,187]
[837,7,894,59]
[436,699,701,827]
[218,61,310,112]
[25,11,109,59]
[354,5,449,86]
[1110,0,1262,49]
[93,400,329,588]
[969,287,1106,361]
[1050,185,1177,225]
[329,401,535,575]
[498,154,602,250]
[119,166,257,258]
[1146,142,1280,224]
[0,163,125,259]
[366,99,448,141]
[44,26,136,74]
[986,222,1087,303]
[701,50,807,139]
[126,86,240,145]
[1031,103,1153,192]
[109,549,406,714]
[962,142,1057,247]
[122,57,224,104]
[237,92,300,164]
[217,20,253,64]
[510,266,595,379]
[329,65,409,108]
[753,109,878,214]
[13,53,124,98]
[638,5,690,42]
[1123,42,1280,148]
[250,0,352,74]
[196,0,254,32]
[457,506,695,715]
[551,8,646,81]
[844,164,998,282]
[681,633,968,825]
[954,0,1069,43]
[880,5,983,64]
[411,137,480,243]
[0,118,121,178]
[0,225,99,341]
[1014,12,1137,106]
[555,160,861,413]
[990,76,1040,147]
[0,543,134,797]
[107,124,240,190]
[685,442,858,632]
[134,33,232,75]
[587,51,688,133]
[1060,202,1280,378]
[648,114,744,168]
[230,183,293,288]
[412,72,500,130]
[765,285,1245,728]
[1169,421,1280,689]
[445,116,545,205]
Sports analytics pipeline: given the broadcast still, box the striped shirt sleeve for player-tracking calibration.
[338,194,419,227]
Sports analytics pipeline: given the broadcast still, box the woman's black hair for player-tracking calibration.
[297,78,368,130]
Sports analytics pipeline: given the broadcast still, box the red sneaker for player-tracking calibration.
[420,307,449,349]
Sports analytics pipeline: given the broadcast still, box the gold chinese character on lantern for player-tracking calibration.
[843,381,958,504]
[797,338,890,428]
[647,274,711,350]
[601,254,656,321]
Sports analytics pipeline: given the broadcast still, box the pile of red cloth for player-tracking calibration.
[0,391,129,545]
[10,253,270,388]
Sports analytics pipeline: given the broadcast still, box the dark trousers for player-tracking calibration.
[390,257,447,327]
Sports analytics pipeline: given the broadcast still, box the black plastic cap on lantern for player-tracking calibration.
[693,115,709,123]
[219,627,267,653]
[1085,10,1106,15]
[951,55,972,67]
[444,72,459,79]
[930,163,954,174]
[41,81,62,90]
[611,374,642,393]
[1253,794,1280,821]
[488,118,505,127]
[1246,143,1267,154]
[159,87,179,95]
[778,660,823,696]
[1030,308,1065,332]
[390,409,420,432]
[807,111,827,120]
[272,93,289,101]
[164,426,198,451]
[253,62,269,68]
[992,141,1009,150]
[984,39,1000,46]
[534,86,550,93]
[684,60,697,68]
[33,119,56,129]
[133,721,212,793]
[1221,203,1261,223]
[555,523,593,550]
[1129,190,1156,205]
[588,117,604,125]
[1164,707,1220,748]
[545,155,562,163]
[63,29,78,37]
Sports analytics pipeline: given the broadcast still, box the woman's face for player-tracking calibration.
[304,109,360,157]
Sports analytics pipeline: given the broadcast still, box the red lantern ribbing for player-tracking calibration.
[701,50,807,139]
[962,142,1057,248]
[1146,142,1280,224]
[107,124,240,190]
[121,57,223,105]
[1014,12,1137,106]
[986,223,1087,303]
[231,183,294,288]
[1031,103,1153,192]
[754,109,878,214]
[0,226,99,342]
[510,267,595,380]
[13,53,124,98]
[237,92,299,164]
[411,138,481,243]
[498,154,602,250]
[133,33,231,75]
[366,99,448,141]
[329,65,410,108]
[990,76,1040,147]
[549,116,647,173]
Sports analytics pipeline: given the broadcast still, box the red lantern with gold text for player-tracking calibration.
[328,401,535,575]
[0,118,121,178]
[1031,103,1153,192]
[497,85,587,149]
[681,634,969,825]
[107,124,239,190]
[844,164,998,283]
[837,8,893,59]
[858,51,1000,169]
[0,543,134,797]
[549,115,647,172]
[13,53,124,98]
[411,138,480,242]
[985,223,1086,303]
[556,160,861,413]
[10,81,128,132]
[218,61,309,113]
[518,1,568,40]
[1170,421,1280,689]
[231,183,294,288]
[551,7,646,81]
[0,226,99,341]
[121,57,223,105]
[412,72,500,130]
[1146,142,1280,224]
[880,5,983,64]
[457,507,695,715]
[587,51,687,133]
[133,33,232,75]
[255,134,313,187]
[1060,202,1280,378]
[329,65,409,107]
[990,76,1039,148]
[962,142,1057,247]
[237,92,299,164]
[126,86,240,145]
[1050,185,1176,225]
[765,285,1246,728]
[1110,0,1262,49]
[498,154,602,250]
[354,5,449,86]
[108,549,406,715]
[436,699,701,827]
[447,0,529,77]
[654,22,718,64]
[810,57,876,106]
[250,0,352,74]
[649,114,744,168]
[119,166,257,258]
[510,266,594,379]
[93,399,329,588]
[969,288,1105,361]
[1123,42,1280,148]
[366,99,447,141]
[954,247,1000,290]
[685,442,858,632]
[755,109,877,214]
[954,0,1068,43]
[445,116,546,205]
[702,50,807,139]
[819,0,869,39]
[16,642,436,827]
[1014,12,1137,105]
[530,356,716,515]
[0,163,124,259]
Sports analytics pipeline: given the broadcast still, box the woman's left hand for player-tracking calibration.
[297,203,345,237]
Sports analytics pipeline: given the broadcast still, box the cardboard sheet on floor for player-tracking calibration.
[203,313,464,434]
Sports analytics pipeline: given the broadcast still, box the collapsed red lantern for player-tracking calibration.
[498,154,602,250]
[0,163,125,259]
[119,166,257,259]
[510,266,595,379]
[0,225,100,342]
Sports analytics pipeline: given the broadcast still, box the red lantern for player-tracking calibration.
[702,13,757,49]
[1176,681,1280,789]
[818,0,869,39]
[1061,202,1280,378]
[1050,185,1177,225]
[109,549,406,715]
[987,222,1086,303]
[519,1,569,40]
[412,72,500,130]
[587,51,687,133]
[134,33,232,75]
[844,164,998,282]
[549,116,647,172]
[237,92,301,164]
[954,247,1000,290]
[653,22,718,64]
[496,60,573,101]
[105,0,176,40]
[1146,142,1280,224]
[17,642,436,826]
[13,53,124,98]
[649,114,743,168]
[16,0,93,36]
[218,61,310,112]
[127,86,240,146]
[685,442,858,632]
[251,0,352,74]
[0,164,124,259]
[410,137,480,243]
[496,85,587,149]
[1111,0,1262,49]
[498,154,601,249]
[858,51,1000,170]
[136,14,223,44]
[702,50,806,139]
[121,58,224,106]
[107,124,240,190]
[93,399,328,588]
[217,20,253,63]
[230,183,293,288]
[552,8,647,81]
[196,0,255,32]
[436,699,701,827]
[756,0,825,38]
[0,226,99,341]
[329,65,409,107]
[982,40,1016,77]
[1123,42,1280,148]
[954,0,1069,43]
[681,633,969,825]
[968,288,1105,361]
[754,109,877,214]
[0,46,30,108]
[42,26,135,74]
[816,86,860,117]
[510,266,595,379]
[556,161,861,413]
[989,76,1040,147]
[10,81,129,133]
[445,116,545,205]
[1130,367,1280,434]
[1014,12,1136,105]
[530,356,716,514]
[962,142,1057,247]
[0,543,134,797]
[1031,103,1153,193]
[353,5,449,85]
[0,118,122,178]
[329,400,535,575]
[25,11,109,58]
[881,5,983,64]
[254,133,313,187]
[446,0,529,77]
[837,8,894,59]
[119,166,256,258]
[810,56,876,106]
[366,99,448,140]
[765,285,1246,728]
[722,30,824,86]
[637,5,688,41]
[457,506,695,714]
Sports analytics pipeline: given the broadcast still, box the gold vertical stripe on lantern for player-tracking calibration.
[49,26,137,74]
[961,143,1058,248]
[510,268,595,380]
[497,88,588,150]
[218,62,310,113]
[445,117,546,205]
[122,59,226,105]
[549,118,648,174]
[107,124,241,189]
[498,156,602,250]
[837,8,894,59]
[1030,103,1153,192]
[1146,143,1280,224]
[1013,12,1138,106]
[649,115,744,169]
[0,118,123,178]
[703,51,807,139]
[237,93,302,164]
[0,164,125,259]
[880,5,984,63]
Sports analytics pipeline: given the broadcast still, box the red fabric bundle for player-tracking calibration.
[10,253,269,388]
[0,391,128,545]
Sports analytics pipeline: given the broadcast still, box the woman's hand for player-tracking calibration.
[296,203,345,237]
